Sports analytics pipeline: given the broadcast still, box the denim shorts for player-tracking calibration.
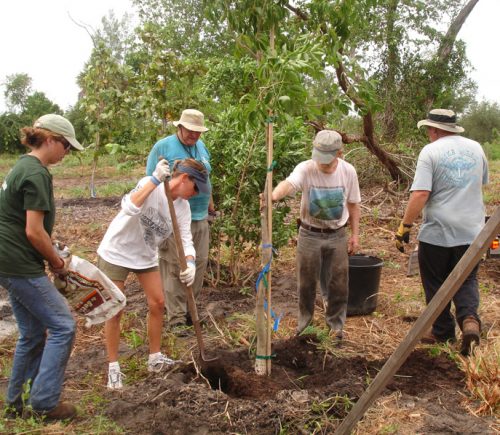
[97,256,158,281]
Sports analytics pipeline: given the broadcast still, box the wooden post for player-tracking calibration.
[334,206,500,435]
[255,26,275,376]
[255,203,271,375]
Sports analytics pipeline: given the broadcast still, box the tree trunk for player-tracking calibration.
[381,0,400,142]
[286,2,404,182]
[334,58,404,182]
[425,0,480,110]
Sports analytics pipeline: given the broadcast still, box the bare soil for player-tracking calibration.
[1,190,499,434]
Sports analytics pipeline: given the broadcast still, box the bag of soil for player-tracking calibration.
[52,254,126,327]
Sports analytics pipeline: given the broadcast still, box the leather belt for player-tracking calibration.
[299,221,345,234]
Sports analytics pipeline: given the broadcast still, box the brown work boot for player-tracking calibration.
[461,316,480,356]
[420,330,439,344]
[35,402,77,421]
[420,329,455,344]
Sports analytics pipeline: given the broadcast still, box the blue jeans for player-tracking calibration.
[418,241,480,340]
[0,275,75,412]
[296,227,349,333]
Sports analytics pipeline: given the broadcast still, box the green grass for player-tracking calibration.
[483,140,500,161]
[56,179,137,199]
[0,152,144,184]
[120,354,150,385]
[0,404,125,434]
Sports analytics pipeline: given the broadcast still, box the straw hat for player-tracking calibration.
[417,109,464,133]
[173,109,208,132]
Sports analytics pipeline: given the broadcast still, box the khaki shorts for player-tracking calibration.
[97,256,158,282]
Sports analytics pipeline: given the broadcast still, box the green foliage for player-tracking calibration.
[461,101,500,146]
[0,112,24,153]
[0,0,482,277]
[123,329,145,349]
[0,73,62,153]
[239,286,253,297]
[483,139,500,161]
[340,0,476,140]
[3,73,32,112]
[303,394,354,431]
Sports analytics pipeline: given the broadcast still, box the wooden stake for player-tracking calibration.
[255,26,276,376]
[265,112,273,375]
[334,206,500,435]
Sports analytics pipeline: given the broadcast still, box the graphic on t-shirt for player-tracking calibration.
[309,187,344,220]
[140,207,169,249]
[440,149,478,188]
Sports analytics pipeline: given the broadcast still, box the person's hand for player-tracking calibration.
[179,260,196,287]
[348,235,359,255]
[208,210,220,224]
[152,159,171,185]
[50,242,72,275]
[395,222,412,253]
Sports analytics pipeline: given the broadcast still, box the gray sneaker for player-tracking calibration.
[147,353,179,373]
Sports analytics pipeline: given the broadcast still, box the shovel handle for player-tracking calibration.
[161,162,214,361]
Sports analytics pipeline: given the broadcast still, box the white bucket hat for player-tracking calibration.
[173,109,208,132]
[417,109,464,133]
[311,130,343,164]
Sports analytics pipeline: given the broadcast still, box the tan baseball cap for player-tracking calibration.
[33,114,84,150]
[311,130,343,164]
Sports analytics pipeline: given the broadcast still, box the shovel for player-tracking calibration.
[162,172,218,363]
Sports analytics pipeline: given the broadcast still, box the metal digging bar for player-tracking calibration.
[163,172,218,363]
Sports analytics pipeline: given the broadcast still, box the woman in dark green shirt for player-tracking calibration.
[0,114,83,421]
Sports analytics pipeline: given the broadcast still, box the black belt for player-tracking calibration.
[299,221,345,234]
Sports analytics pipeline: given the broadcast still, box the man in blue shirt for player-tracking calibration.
[146,109,213,329]
[395,109,488,356]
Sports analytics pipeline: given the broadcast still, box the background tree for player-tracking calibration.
[0,74,61,153]
[461,101,500,144]
[3,73,32,113]
[285,0,478,180]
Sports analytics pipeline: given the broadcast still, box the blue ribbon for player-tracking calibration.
[255,244,282,331]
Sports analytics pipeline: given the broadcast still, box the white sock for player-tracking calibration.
[148,352,162,363]
[109,361,120,371]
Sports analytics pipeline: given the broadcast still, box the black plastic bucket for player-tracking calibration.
[347,255,383,316]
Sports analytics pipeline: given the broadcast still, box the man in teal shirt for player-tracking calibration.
[146,109,213,329]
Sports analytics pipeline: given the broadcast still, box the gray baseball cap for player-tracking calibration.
[311,130,343,164]
[33,114,84,151]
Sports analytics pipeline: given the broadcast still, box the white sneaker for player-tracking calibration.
[147,353,179,373]
[107,367,125,390]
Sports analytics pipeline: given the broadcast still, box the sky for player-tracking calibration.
[0,0,499,113]
[0,0,135,112]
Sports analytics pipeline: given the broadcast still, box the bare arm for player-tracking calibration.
[346,202,361,254]
[271,180,295,202]
[26,210,64,269]
[402,190,431,225]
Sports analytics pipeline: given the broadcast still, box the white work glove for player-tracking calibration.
[179,260,196,287]
[50,241,72,276]
[151,159,171,185]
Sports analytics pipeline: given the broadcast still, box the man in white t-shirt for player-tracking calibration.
[395,109,488,356]
[270,130,361,341]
